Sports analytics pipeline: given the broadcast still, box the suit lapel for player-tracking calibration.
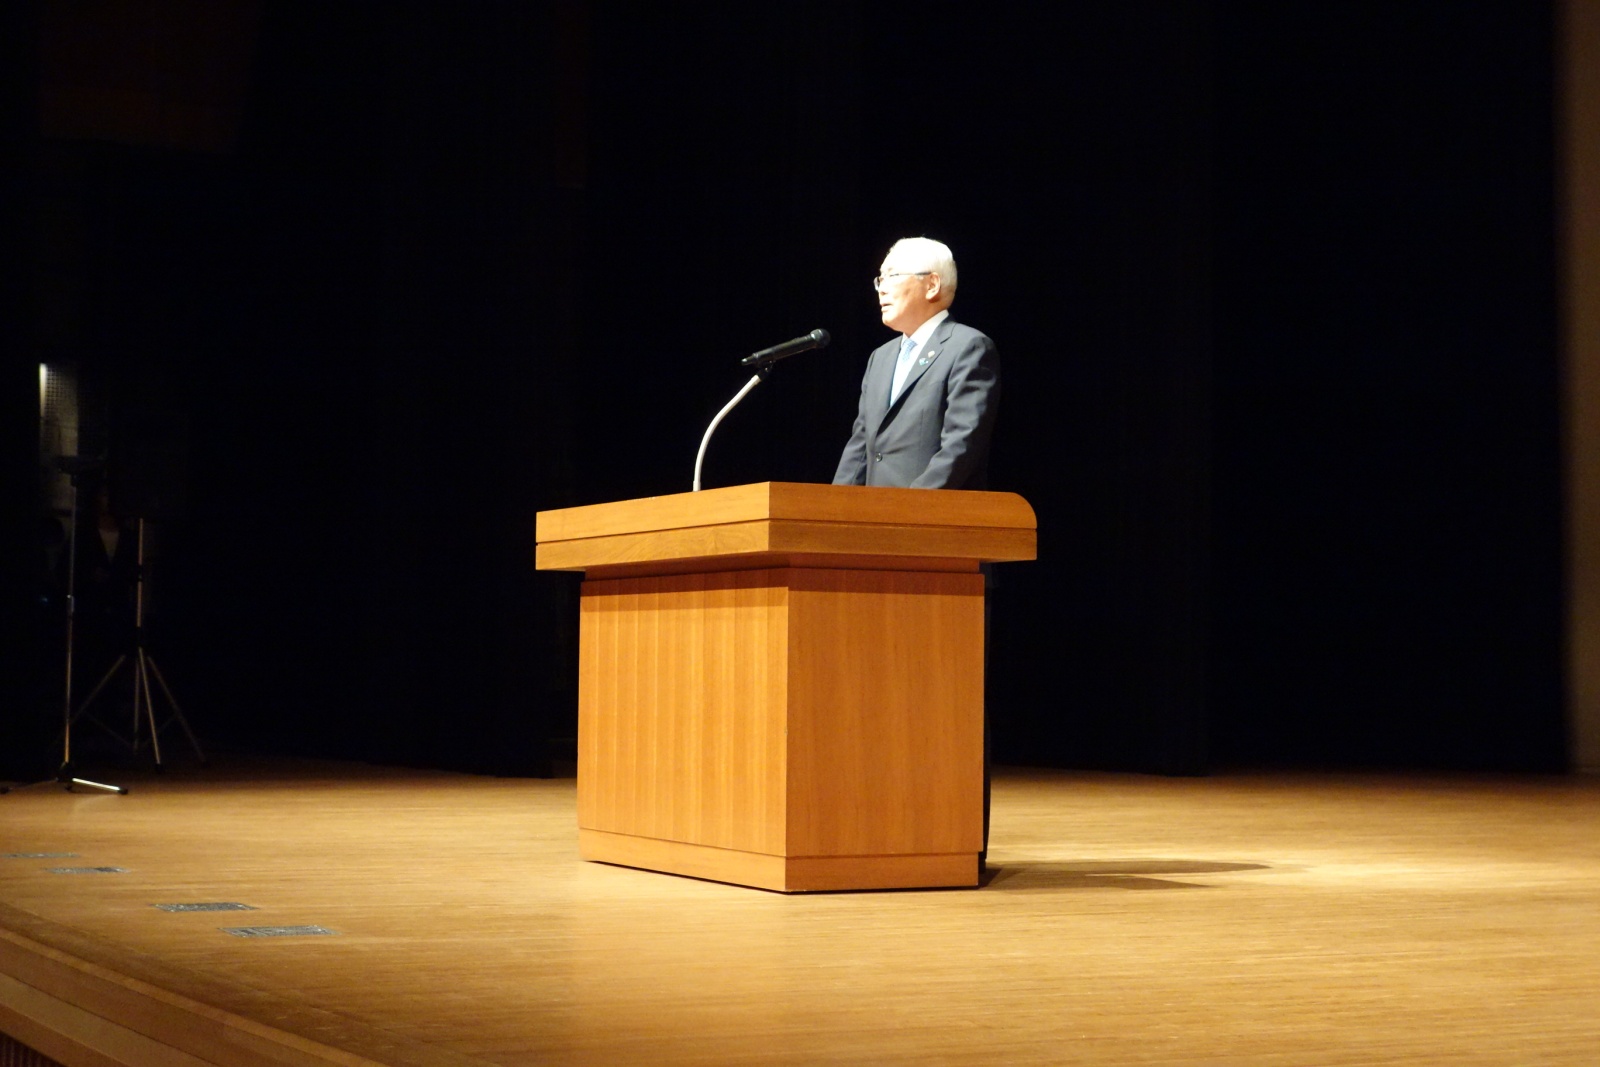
[866,337,900,425]
[886,317,954,413]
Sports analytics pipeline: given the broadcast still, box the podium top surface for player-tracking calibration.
[535,482,1036,574]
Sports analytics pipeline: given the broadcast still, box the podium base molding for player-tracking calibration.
[578,828,978,893]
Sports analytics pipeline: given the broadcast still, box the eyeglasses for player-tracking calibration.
[873,271,931,288]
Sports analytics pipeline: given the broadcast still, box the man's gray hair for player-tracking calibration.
[889,236,958,297]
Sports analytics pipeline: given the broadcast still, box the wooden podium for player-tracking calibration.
[535,482,1036,892]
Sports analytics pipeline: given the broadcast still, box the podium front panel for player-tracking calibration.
[577,570,788,856]
[575,566,984,890]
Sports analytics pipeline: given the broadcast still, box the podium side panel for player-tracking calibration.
[577,571,787,855]
[785,569,985,857]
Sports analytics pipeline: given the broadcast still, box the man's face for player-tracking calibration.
[875,254,938,335]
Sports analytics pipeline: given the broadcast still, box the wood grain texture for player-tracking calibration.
[551,484,1018,891]
[4,764,1600,1066]
[536,483,1037,543]
[535,483,1037,572]
[537,519,1035,571]
[577,831,974,893]
[577,829,788,890]
[575,567,983,889]
[784,569,984,858]
[577,570,788,855]
[578,553,981,582]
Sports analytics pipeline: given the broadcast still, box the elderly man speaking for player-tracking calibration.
[832,237,1000,490]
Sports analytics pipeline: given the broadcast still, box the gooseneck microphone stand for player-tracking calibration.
[693,328,830,492]
[694,368,771,492]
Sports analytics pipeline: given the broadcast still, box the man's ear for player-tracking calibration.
[924,273,944,301]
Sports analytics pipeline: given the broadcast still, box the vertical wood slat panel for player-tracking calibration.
[614,582,640,827]
[575,585,601,822]
[576,571,788,855]
[786,569,985,856]
[664,576,701,844]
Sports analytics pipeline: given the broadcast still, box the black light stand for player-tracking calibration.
[1,456,128,795]
[72,516,206,770]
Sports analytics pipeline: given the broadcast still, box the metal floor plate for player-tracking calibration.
[220,925,337,938]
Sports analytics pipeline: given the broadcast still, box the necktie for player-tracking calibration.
[890,335,917,402]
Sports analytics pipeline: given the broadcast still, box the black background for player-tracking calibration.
[1,2,1564,779]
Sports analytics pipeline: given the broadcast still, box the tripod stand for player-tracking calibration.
[72,516,206,771]
[2,456,126,795]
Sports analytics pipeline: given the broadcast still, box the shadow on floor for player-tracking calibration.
[983,859,1271,891]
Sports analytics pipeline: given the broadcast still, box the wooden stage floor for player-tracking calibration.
[2,759,1598,1066]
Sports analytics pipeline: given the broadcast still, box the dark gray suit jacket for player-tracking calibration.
[832,316,1000,489]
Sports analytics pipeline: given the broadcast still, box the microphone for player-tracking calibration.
[740,328,831,367]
